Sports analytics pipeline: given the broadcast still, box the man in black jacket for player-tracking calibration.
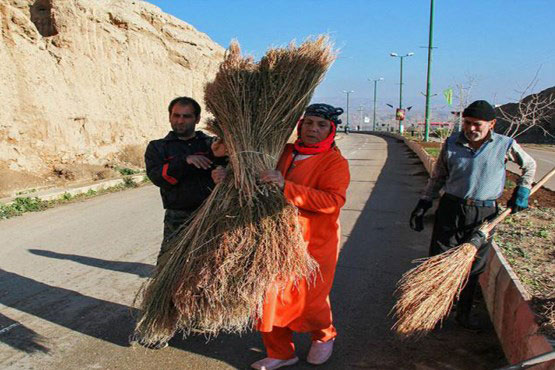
[145,96,226,266]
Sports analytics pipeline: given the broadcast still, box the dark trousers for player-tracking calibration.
[429,195,498,315]
[157,209,193,267]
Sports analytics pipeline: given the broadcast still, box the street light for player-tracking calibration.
[342,90,354,132]
[423,0,436,142]
[357,105,364,130]
[390,52,414,134]
[369,77,384,131]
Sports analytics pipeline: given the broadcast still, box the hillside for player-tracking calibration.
[0,0,224,196]
[495,86,555,143]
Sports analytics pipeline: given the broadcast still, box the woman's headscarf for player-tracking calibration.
[294,104,344,155]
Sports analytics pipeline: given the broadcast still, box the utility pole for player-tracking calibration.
[357,105,364,130]
[343,90,354,131]
[370,77,384,131]
[390,53,414,134]
[458,84,464,132]
[423,0,435,142]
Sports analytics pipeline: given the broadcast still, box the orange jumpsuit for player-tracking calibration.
[257,144,350,359]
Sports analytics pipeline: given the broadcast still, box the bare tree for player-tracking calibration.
[452,74,478,133]
[497,68,555,139]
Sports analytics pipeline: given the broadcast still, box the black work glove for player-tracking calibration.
[467,230,487,250]
[409,199,433,232]
[507,186,531,214]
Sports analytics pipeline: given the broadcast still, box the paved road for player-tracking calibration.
[0,134,506,369]
[507,146,555,191]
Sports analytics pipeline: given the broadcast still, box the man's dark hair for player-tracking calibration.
[168,97,201,117]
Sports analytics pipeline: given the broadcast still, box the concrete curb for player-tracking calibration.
[0,174,145,206]
[480,244,555,369]
[371,132,437,173]
[376,132,555,369]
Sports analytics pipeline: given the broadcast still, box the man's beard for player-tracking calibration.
[464,131,482,142]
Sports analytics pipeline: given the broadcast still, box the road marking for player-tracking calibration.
[0,323,20,335]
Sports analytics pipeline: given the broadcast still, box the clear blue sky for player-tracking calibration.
[147,0,554,120]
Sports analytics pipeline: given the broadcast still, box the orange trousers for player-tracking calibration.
[261,325,337,360]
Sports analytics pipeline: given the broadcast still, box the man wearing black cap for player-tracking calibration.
[409,100,536,330]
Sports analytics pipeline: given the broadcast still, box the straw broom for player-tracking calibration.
[134,37,336,344]
[392,167,555,338]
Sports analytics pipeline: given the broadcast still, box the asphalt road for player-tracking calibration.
[507,146,555,191]
[0,134,506,369]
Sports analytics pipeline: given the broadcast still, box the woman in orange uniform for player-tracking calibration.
[252,103,351,370]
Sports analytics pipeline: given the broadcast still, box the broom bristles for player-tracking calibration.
[134,36,335,344]
[392,243,478,338]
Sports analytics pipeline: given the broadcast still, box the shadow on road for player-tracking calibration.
[1,135,506,368]
[0,265,267,368]
[0,313,49,354]
[28,249,153,278]
[326,134,505,369]
[0,269,136,350]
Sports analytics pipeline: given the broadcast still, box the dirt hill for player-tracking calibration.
[0,0,224,196]
[495,86,555,144]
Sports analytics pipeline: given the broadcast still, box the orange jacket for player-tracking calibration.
[258,144,350,332]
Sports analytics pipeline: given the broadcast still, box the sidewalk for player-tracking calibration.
[0,174,146,205]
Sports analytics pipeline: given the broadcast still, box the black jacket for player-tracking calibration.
[145,131,224,211]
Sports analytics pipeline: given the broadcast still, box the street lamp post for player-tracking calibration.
[424,0,436,142]
[342,90,354,132]
[357,105,364,130]
[369,77,384,131]
[390,52,414,134]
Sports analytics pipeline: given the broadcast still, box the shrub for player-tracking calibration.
[123,177,138,188]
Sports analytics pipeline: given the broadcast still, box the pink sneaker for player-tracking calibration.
[251,356,299,370]
[306,339,334,365]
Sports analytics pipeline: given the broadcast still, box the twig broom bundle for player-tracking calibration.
[134,37,336,344]
[392,167,555,338]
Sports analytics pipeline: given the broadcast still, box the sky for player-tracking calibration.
[146,0,555,124]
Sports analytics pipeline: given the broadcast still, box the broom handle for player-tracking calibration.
[480,167,555,234]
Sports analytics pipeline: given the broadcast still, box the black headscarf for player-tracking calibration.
[304,103,344,126]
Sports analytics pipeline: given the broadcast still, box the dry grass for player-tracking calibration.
[134,36,336,344]
[392,243,477,338]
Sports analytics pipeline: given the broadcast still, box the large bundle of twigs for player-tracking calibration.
[134,37,335,344]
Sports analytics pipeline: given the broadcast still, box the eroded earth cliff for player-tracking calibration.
[0,0,224,195]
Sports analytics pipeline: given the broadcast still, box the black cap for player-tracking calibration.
[462,100,496,121]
